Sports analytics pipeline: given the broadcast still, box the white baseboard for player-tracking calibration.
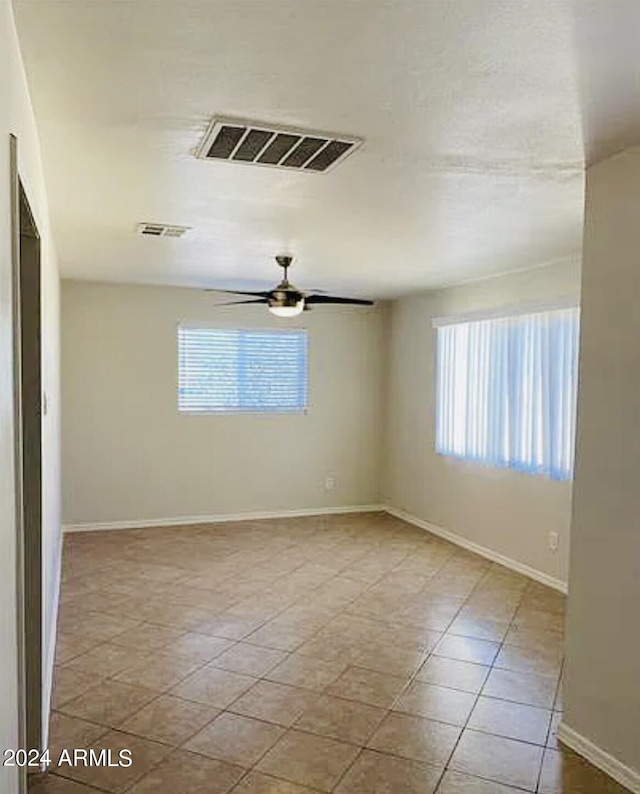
[558,721,640,793]
[384,505,568,593]
[63,504,385,533]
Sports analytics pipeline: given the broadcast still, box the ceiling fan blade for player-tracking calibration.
[304,294,374,306]
[215,298,270,306]
[205,288,273,298]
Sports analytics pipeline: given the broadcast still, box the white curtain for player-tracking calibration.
[435,307,580,480]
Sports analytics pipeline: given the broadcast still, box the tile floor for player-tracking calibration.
[30,512,631,793]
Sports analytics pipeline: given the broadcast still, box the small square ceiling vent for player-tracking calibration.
[196,117,363,173]
[137,223,190,238]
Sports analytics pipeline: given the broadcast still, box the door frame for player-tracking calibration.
[10,132,43,791]
[10,133,28,794]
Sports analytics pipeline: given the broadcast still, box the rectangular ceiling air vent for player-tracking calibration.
[137,223,190,238]
[196,117,363,173]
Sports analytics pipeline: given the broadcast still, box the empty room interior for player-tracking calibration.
[1,1,640,793]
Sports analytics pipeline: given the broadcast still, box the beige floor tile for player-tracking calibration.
[47,712,110,766]
[126,749,245,793]
[352,642,427,678]
[392,603,461,633]
[294,694,385,745]
[482,668,559,709]
[265,653,348,691]
[520,587,566,616]
[458,600,519,624]
[256,729,360,791]
[446,615,510,642]
[196,614,267,641]
[295,635,361,664]
[27,773,103,793]
[230,771,318,793]
[504,623,564,652]
[415,656,490,694]
[108,623,186,651]
[436,770,525,793]
[513,609,565,634]
[119,694,220,745]
[212,643,288,677]
[57,610,141,641]
[170,666,257,708]
[148,604,214,631]
[185,712,285,766]
[62,643,151,678]
[229,681,319,727]
[228,593,286,614]
[64,590,129,617]
[538,747,633,793]
[449,730,544,791]
[246,620,318,652]
[112,652,204,692]
[54,633,103,665]
[334,748,441,794]
[372,572,432,594]
[59,730,172,793]
[393,681,477,726]
[399,626,445,652]
[326,667,407,709]
[161,585,235,611]
[51,667,100,709]
[137,564,185,584]
[426,574,481,598]
[58,680,158,727]
[149,631,233,661]
[367,712,461,766]
[433,635,500,666]
[494,643,564,678]
[467,696,552,745]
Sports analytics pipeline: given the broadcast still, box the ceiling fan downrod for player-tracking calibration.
[275,254,293,286]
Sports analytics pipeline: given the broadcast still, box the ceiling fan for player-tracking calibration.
[212,255,374,317]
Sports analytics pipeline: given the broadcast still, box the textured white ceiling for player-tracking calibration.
[14,0,632,298]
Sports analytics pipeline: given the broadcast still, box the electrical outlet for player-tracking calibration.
[548,531,559,552]
[324,476,336,491]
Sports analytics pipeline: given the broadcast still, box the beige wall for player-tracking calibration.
[564,147,640,775]
[0,3,61,790]
[384,260,581,586]
[61,281,384,525]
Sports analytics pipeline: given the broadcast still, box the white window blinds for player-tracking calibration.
[178,327,308,413]
[435,307,580,480]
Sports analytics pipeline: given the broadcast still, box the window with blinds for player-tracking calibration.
[435,307,580,480]
[178,327,308,414]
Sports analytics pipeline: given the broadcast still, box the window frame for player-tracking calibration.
[177,323,310,416]
[433,302,580,481]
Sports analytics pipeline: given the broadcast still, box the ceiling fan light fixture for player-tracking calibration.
[269,299,305,318]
